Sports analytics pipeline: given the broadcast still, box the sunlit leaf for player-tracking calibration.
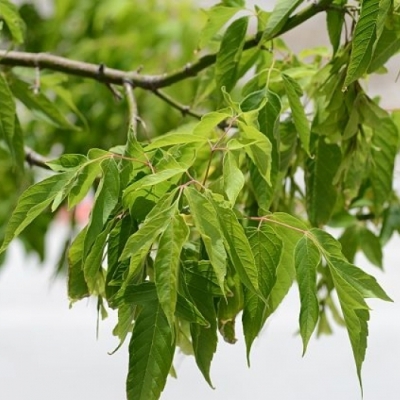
[343,0,380,88]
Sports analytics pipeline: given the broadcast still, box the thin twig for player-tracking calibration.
[24,146,51,169]
[123,80,138,134]
[153,89,202,119]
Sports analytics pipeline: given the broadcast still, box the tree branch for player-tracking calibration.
[0,0,332,89]
[24,146,51,169]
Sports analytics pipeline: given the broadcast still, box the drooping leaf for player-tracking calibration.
[370,118,399,213]
[127,301,175,400]
[209,193,260,296]
[83,221,113,292]
[343,0,380,88]
[185,265,218,387]
[262,0,303,42]
[0,0,25,43]
[0,171,74,254]
[359,228,383,269]
[327,0,345,54]
[83,158,119,258]
[243,224,282,359]
[305,137,341,226]
[0,72,16,161]
[249,91,281,211]
[282,73,310,155]
[184,187,227,292]
[215,16,249,93]
[68,226,89,301]
[154,213,190,327]
[264,213,308,315]
[294,234,320,354]
[119,191,178,283]
[368,21,400,73]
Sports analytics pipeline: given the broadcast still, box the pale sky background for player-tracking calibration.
[1,1,400,399]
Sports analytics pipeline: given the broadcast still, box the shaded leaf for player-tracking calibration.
[209,193,260,296]
[215,16,249,92]
[127,301,175,400]
[282,73,310,154]
[184,187,227,292]
[295,234,320,354]
[155,213,190,327]
[84,158,119,258]
[0,0,25,43]
[305,137,341,226]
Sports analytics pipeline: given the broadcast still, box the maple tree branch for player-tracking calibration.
[24,146,51,169]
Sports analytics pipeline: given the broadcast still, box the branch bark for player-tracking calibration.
[0,0,332,89]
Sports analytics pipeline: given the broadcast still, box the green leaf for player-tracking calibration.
[0,72,16,161]
[367,25,400,73]
[215,16,249,92]
[223,150,245,205]
[0,171,74,254]
[83,158,119,258]
[294,234,320,354]
[155,213,190,327]
[359,228,383,269]
[192,110,232,137]
[243,224,282,359]
[127,301,174,400]
[145,132,207,151]
[264,213,308,314]
[9,77,79,130]
[343,0,380,88]
[0,0,25,43]
[185,266,218,387]
[68,160,102,209]
[83,221,113,292]
[338,225,360,263]
[239,122,272,184]
[120,281,208,326]
[198,5,243,49]
[209,193,260,296]
[250,91,281,211]
[68,227,89,301]
[305,137,341,226]
[120,191,178,283]
[262,0,303,42]
[370,118,399,212]
[46,154,88,172]
[326,0,345,54]
[282,73,310,155]
[184,187,227,292]
[248,224,282,299]
[123,167,186,201]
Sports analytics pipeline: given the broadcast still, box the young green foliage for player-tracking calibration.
[0,1,399,399]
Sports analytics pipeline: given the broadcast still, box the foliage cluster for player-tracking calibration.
[1,0,399,399]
